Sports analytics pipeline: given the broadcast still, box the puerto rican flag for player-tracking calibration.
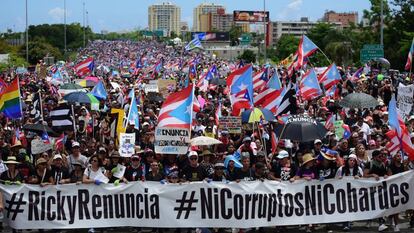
[318,63,341,90]
[299,69,322,101]
[227,65,254,116]
[55,133,65,151]
[215,102,222,125]
[295,35,318,70]
[386,130,401,155]
[405,37,414,71]
[253,67,269,92]
[342,124,351,139]
[325,114,335,130]
[41,131,50,144]
[254,70,283,107]
[74,57,94,76]
[388,95,414,160]
[230,89,252,116]
[157,84,194,129]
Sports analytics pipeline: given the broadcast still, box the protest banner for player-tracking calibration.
[218,116,242,134]
[119,133,135,157]
[31,138,53,154]
[1,171,414,229]
[397,83,414,120]
[144,83,159,94]
[158,79,176,98]
[154,127,190,154]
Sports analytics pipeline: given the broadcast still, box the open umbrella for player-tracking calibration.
[23,124,59,137]
[241,108,275,123]
[190,136,222,146]
[63,92,99,105]
[376,57,391,67]
[60,83,83,90]
[85,76,100,83]
[274,115,327,142]
[339,93,379,109]
[76,79,97,88]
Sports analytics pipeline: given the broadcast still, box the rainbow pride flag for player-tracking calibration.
[0,79,22,119]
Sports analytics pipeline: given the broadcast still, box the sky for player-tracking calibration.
[1,0,372,33]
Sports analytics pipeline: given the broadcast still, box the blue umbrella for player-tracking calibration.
[224,154,243,168]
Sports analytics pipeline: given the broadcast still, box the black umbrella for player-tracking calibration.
[339,92,379,109]
[23,124,59,137]
[274,115,327,142]
[209,78,226,86]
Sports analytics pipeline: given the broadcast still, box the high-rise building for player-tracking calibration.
[269,17,340,45]
[322,11,358,28]
[193,3,225,31]
[199,10,234,32]
[148,2,181,36]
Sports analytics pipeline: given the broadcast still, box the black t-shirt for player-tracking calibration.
[145,172,164,181]
[232,167,254,181]
[366,161,387,176]
[271,164,297,181]
[316,164,337,179]
[0,170,24,183]
[388,163,405,175]
[179,165,208,181]
[50,166,70,184]
[33,169,53,184]
[124,165,144,182]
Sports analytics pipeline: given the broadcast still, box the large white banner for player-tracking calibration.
[1,171,414,229]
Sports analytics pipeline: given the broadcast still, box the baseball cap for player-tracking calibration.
[72,141,80,148]
[276,150,289,159]
[409,116,414,121]
[98,147,107,153]
[314,139,322,145]
[53,154,63,160]
[242,137,251,143]
[369,140,376,146]
[188,151,198,158]
[348,154,357,160]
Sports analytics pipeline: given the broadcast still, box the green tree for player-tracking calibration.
[24,38,62,64]
[274,35,300,60]
[238,49,256,63]
[229,26,243,46]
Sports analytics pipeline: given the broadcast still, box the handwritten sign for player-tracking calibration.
[219,116,242,134]
[31,139,53,154]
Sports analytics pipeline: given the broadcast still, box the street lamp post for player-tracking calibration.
[380,0,384,47]
[64,0,67,59]
[263,0,267,64]
[83,1,85,47]
[25,0,28,63]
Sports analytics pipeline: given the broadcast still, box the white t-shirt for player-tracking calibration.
[83,166,106,180]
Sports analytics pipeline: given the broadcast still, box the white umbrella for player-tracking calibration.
[190,136,222,146]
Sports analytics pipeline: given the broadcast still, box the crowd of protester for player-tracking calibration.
[0,40,413,233]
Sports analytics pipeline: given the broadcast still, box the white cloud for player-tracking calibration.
[276,0,303,20]
[48,7,69,22]
[287,0,303,10]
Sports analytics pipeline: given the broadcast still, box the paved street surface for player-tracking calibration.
[1,218,413,233]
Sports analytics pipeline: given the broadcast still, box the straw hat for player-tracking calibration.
[4,156,19,165]
[302,153,315,165]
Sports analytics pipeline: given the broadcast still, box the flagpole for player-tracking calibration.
[38,90,44,122]
[71,104,77,140]
[317,48,332,65]
[17,78,24,123]
[125,90,134,129]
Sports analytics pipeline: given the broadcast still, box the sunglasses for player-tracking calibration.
[190,158,198,161]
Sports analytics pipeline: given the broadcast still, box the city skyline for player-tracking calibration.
[1,0,371,33]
